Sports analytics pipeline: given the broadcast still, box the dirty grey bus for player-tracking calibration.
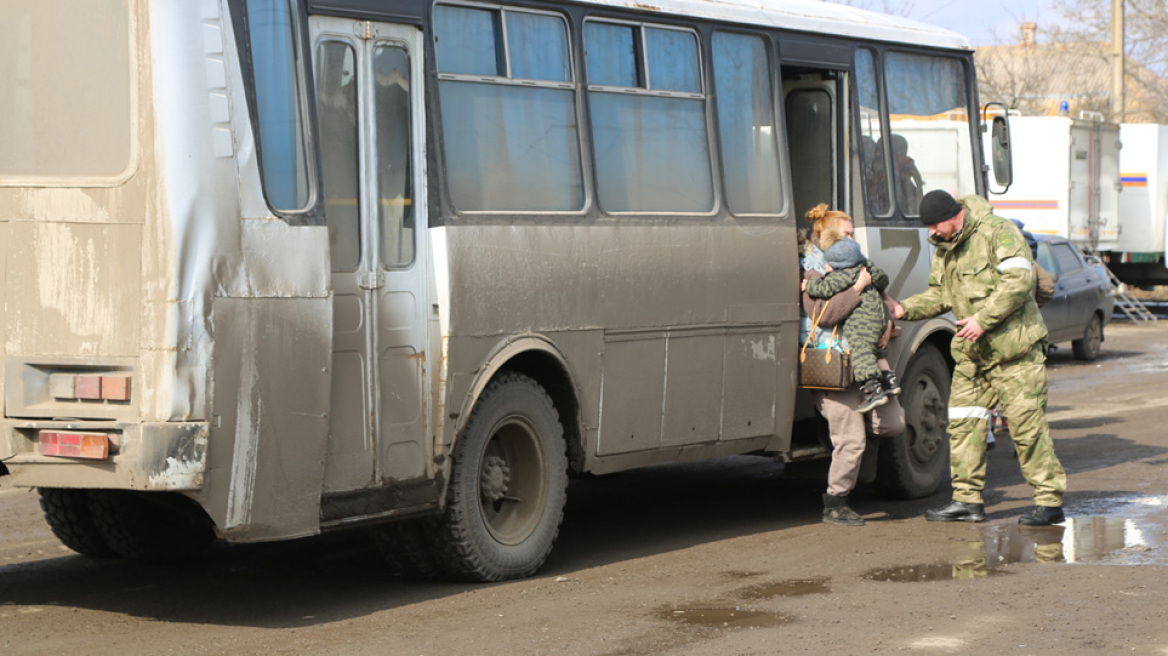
[0,0,1012,581]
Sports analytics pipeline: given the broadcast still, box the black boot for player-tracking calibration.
[823,493,865,526]
[1018,505,1065,526]
[925,500,986,522]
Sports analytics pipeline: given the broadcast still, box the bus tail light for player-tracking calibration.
[48,373,132,402]
[38,431,111,460]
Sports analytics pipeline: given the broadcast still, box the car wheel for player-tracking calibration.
[1072,314,1103,361]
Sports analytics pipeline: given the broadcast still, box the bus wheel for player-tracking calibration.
[371,518,446,579]
[88,490,216,562]
[37,489,118,558]
[431,372,568,582]
[878,344,950,499]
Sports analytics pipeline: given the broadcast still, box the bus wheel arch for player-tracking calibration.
[452,337,585,473]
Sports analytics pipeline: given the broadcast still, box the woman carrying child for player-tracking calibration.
[799,204,906,526]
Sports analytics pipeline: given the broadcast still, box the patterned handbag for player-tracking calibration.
[799,300,853,390]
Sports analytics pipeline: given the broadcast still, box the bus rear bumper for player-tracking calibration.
[0,421,208,491]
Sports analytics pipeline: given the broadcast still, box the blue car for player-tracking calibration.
[1034,235,1115,361]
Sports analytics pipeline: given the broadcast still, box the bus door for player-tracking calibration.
[310,17,431,497]
[781,66,845,221]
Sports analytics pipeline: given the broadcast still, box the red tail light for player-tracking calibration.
[38,431,110,460]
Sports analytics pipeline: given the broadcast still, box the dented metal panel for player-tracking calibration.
[0,1,336,544]
[197,297,331,541]
[3,422,208,491]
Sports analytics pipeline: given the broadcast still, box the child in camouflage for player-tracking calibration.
[805,237,899,412]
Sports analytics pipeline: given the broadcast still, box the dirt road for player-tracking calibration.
[2,323,1167,655]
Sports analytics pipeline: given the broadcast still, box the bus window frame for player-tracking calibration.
[853,45,894,221]
[230,0,325,226]
[582,15,720,218]
[432,1,590,218]
[854,43,980,225]
[709,27,789,220]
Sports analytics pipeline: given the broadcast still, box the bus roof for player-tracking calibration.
[575,0,971,51]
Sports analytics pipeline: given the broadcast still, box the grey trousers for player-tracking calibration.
[815,386,906,496]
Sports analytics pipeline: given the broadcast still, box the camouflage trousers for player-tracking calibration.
[947,345,1066,506]
[841,290,889,384]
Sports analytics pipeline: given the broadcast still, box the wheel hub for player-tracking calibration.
[480,455,512,503]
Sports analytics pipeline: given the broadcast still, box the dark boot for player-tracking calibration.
[823,493,865,526]
[1018,505,1065,526]
[925,500,986,522]
[879,370,901,395]
[856,379,888,413]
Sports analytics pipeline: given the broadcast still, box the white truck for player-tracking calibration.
[988,115,1121,252]
[1109,123,1168,286]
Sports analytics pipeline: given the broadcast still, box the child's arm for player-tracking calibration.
[802,270,862,327]
[805,267,859,299]
[865,259,891,293]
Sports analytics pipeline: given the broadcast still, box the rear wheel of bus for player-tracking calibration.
[428,372,568,582]
[878,344,950,498]
[87,490,217,562]
[38,489,118,558]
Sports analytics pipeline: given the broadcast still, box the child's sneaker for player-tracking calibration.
[857,379,888,413]
[879,370,901,395]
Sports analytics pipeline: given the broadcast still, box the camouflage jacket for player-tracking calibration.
[900,195,1047,366]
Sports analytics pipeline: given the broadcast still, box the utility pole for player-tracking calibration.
[1111,0,1124,121]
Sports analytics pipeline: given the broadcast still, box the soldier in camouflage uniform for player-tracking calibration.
[893,190,1067,526]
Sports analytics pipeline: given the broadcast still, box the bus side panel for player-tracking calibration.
[196,296,331,541]
[442,221,799,470]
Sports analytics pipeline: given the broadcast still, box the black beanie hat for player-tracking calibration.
[919,190,963,225]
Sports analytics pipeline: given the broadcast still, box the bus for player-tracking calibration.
[0,0,1011,581]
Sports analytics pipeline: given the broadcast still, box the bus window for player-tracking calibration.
[435,5,583,212]
[785,88,835,222]
[374,46,415,268]
[316,40,361,271]
[247,0,311,211]
[586,22,713,213]
[855,48,891,217]
[0,0,132,180]
[884,52,975,214]
[712,32,783,216]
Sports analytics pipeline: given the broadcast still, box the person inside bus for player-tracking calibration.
[805,236,899,411]
[799,204,906,526]
[873,134,924,215]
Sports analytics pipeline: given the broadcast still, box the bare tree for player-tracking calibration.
[1043,0,1168,122]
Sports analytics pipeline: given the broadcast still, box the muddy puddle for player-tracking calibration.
[738,576,830,599]
[865,493,1167,582]
[657,605,795,629]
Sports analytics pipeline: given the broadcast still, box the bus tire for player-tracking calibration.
[878,344,950,499]
[430,372,568,582]
[87,490,216,562]
[37,488,118,558]
[371,518,446,579]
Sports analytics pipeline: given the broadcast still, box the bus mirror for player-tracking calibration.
[984,101,1013,194]
[991,115,1012,187]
